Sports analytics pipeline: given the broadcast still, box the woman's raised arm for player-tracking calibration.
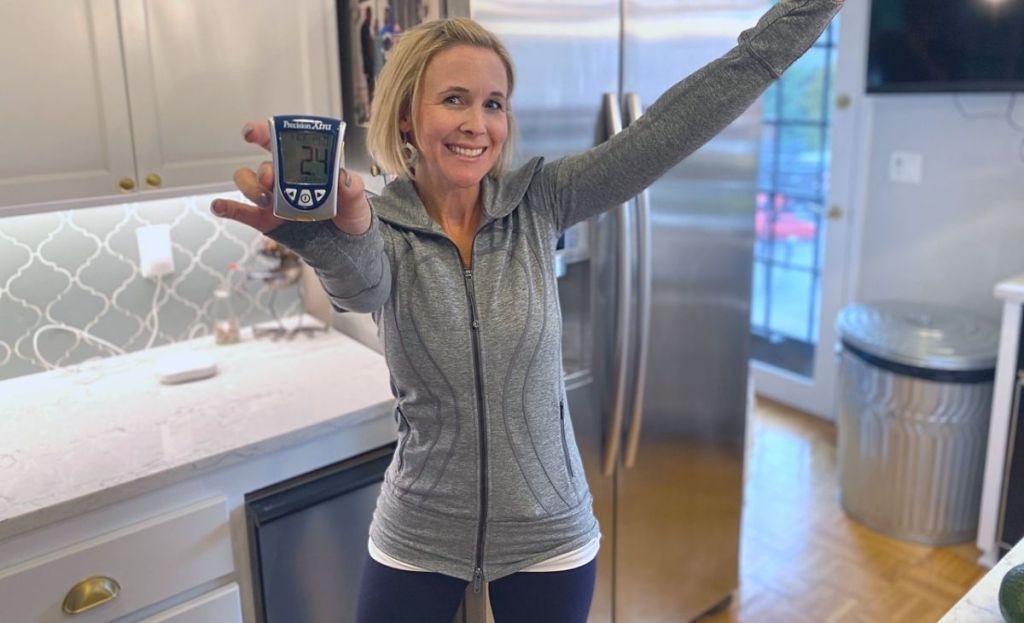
[537,0,845,232]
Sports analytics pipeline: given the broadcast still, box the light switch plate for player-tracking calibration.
[136,224,175,278]
[889,151,923,185]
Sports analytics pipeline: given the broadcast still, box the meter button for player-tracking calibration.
[298,189,314,207]
[285,188,297,201]
[314,189,326,202]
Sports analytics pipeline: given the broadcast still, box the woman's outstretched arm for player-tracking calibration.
[537,0,846,232]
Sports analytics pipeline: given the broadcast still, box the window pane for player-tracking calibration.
[777,125,826,198]
[767,265,815,342]
[757,124,778,189]
[750,9,838,376]
[762,83,779,124]
[779,47,829,123]
[827,17,839,46]
[768,199,820,271]
[755,196,819,270]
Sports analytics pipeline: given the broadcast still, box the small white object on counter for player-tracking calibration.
[0,316,394,542]
[155,352,218,384]
[940,537,1024,622]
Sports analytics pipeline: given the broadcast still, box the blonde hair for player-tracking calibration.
[367,17,516,180]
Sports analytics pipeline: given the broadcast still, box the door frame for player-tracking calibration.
[750,0,872,420]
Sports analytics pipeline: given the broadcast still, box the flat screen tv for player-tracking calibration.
[867,0,1024,93]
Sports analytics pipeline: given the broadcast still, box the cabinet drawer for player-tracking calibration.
[0,498,233,622]
[139,583,242,623]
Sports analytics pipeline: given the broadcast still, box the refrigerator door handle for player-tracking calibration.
[622,92,652,470]
[601,92,633,478]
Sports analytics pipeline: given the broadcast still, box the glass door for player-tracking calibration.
[750,4,867,419]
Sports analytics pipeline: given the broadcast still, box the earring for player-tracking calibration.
[401,132,418,168]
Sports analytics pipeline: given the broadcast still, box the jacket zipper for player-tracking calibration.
[559,400,574,479]
[400,220,490,593]
[462,265,489,594]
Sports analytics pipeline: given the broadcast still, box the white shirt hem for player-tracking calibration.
[367,534,601,574]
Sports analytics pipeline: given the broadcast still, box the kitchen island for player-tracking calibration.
[940,537,1024,622]
[0,318,396,622]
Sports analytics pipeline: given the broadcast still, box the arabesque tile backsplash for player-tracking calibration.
[0,192,301,382]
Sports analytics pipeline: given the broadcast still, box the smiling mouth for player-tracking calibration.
[447,144,486,157]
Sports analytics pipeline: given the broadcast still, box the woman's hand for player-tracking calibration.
[210,121,372,235]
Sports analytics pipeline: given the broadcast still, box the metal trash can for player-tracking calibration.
[836,301,999,545]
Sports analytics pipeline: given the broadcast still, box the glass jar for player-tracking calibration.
[211,288,240,345]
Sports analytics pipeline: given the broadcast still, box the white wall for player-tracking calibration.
[838,2,1024,323]
[855,94,1024,321]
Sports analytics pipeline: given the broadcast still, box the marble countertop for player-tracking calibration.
[995,274,1024,305]
[940,538,1024,622]
[0,317,394,541]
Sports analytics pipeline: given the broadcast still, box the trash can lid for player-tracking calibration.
[836,301,999,371]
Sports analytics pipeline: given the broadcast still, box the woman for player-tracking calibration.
[211,2,844,620]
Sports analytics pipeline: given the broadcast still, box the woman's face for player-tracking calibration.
[402,45,509,194]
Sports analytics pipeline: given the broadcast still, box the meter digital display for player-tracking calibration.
[280,131,332,185]
[268,115,345,222]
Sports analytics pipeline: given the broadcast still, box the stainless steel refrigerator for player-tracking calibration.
[436,0,766,621]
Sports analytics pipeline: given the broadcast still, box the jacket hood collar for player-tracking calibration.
[371,157,544,233]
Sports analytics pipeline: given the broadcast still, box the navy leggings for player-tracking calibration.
[354,555,597,623]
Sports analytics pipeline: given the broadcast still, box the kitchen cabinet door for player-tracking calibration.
[119,0,341,193]
[0,0,136,210]
[0,0,340,215]
[138,584,243,623]
[0,498,233,623]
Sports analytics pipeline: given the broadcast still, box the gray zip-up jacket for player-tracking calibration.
[269,0,843,586]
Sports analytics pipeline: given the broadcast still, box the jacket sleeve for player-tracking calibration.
[264,215,391,314]
[535,0,845,232]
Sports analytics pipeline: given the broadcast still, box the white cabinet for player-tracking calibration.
[117,0,340,195]
[0,0,340,215]
[139,584,244,623]
[0,0,136,212]
[0,497,235,622]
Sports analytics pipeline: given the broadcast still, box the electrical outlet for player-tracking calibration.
[889,151,923,185]
[136,225,175,278]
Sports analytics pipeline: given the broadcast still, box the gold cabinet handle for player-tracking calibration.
[119,177,136,192]
[62,575,120,615]
[836,93,852,110]
[145,173,162,187]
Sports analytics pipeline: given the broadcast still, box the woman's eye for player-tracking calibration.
[444,95,462,105]
[486,100,505,111]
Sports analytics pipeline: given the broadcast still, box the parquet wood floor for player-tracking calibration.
[698,397,986,622]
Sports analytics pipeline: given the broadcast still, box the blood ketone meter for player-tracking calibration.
[268,115,345,221]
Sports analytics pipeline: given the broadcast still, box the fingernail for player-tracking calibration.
[258,192,272,207]
[242,124,255,139]
[210,200,226,216]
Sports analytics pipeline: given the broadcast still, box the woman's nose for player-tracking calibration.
[460,108,485,135]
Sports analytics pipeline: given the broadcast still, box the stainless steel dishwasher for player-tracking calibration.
[245,443,395,623]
